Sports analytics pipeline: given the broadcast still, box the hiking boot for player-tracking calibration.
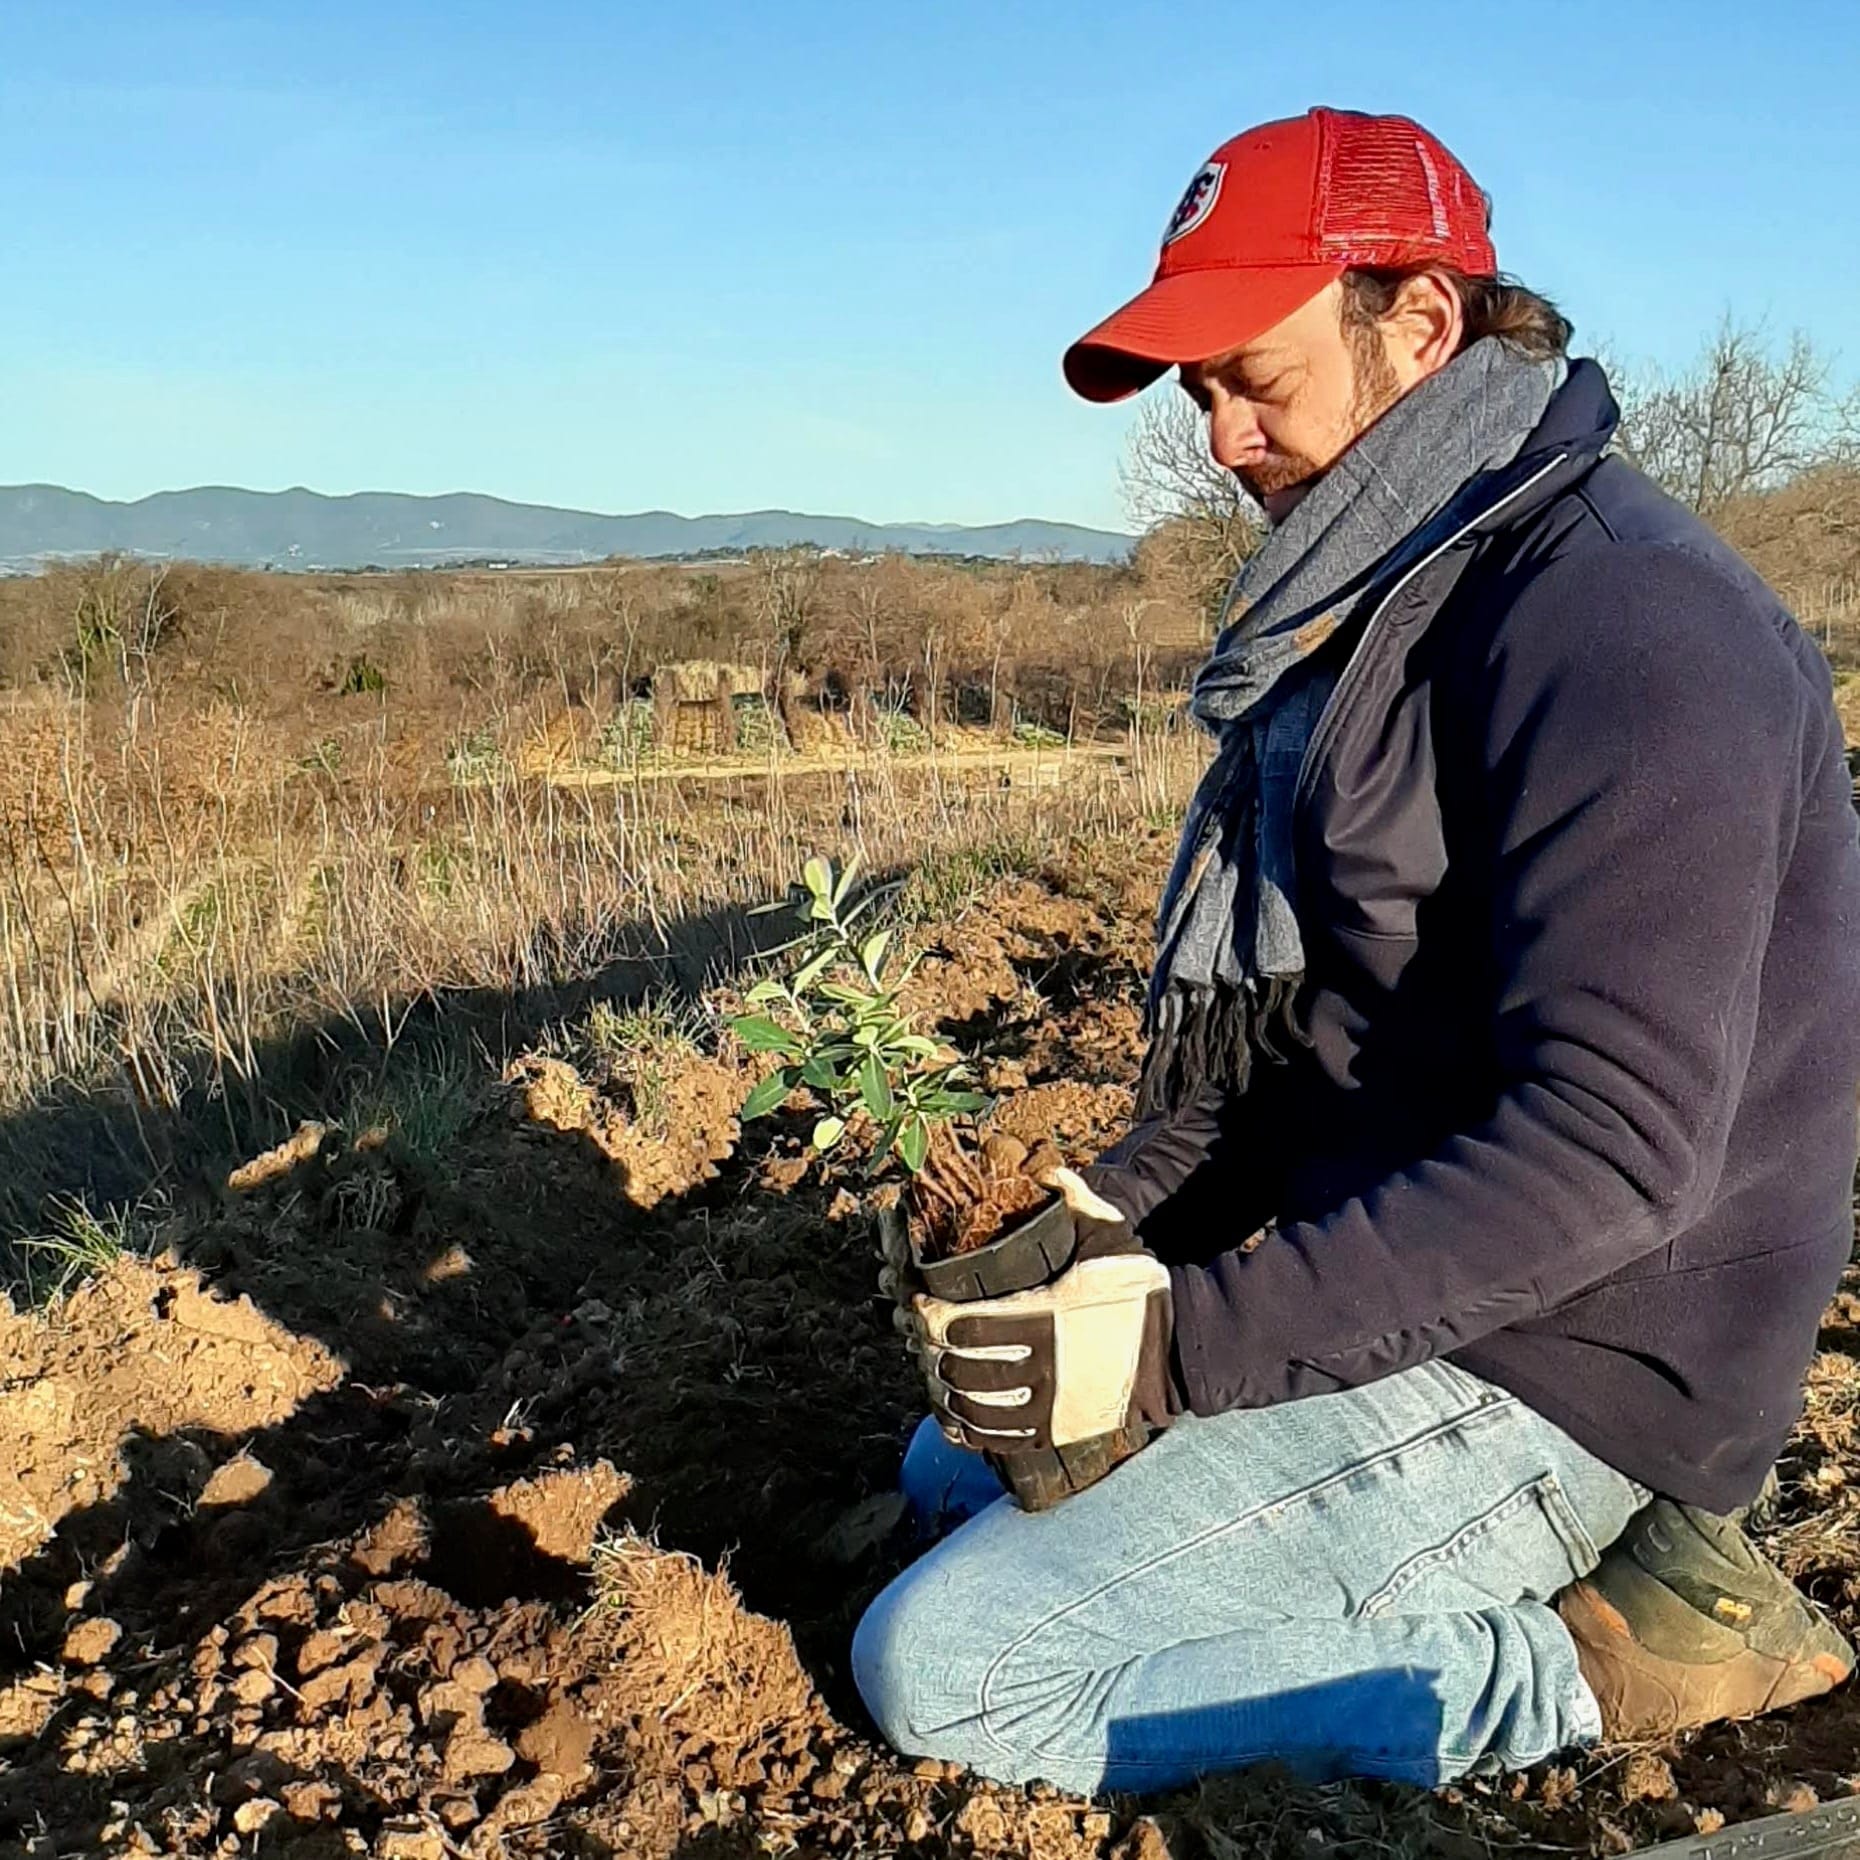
[1559,1495,1854,1739]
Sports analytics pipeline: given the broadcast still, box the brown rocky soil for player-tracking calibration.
[2,840,1858,1858]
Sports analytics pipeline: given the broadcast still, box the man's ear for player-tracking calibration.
[1385,271,1465,383]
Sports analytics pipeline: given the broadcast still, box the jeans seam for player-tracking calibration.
[1359,1474,1573,1617]
[974,1394,1509,1763]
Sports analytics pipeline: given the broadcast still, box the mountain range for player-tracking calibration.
[0,484,1132,571]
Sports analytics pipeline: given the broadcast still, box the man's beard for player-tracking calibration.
[1235,335,1405,513]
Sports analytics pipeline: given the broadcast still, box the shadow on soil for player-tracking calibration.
[0,879,950,1852]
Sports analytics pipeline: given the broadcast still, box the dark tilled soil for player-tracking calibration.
[2,841,1857,1859]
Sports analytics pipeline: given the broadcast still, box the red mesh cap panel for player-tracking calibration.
[1312,110,1496,274]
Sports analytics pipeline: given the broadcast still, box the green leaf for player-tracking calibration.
[743,979,785,1005]
[831,851,861,908]
[803,856,833,902]
[859,929,893,983]
[859,1052,895,1121]
[937,1090,991,1114]
[799,1052,843,1091]
[730,1014,800,1056]
[791,946,835,997]
[896,1114,930,1174]
[740,1070,795,1121]
[811,1115,846,1152]
[895,1034,941,1058]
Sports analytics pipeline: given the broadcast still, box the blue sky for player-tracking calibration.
[3,1,1856,533]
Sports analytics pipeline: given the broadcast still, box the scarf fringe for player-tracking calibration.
[1136,976,1306,1118]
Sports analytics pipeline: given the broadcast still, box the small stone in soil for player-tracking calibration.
[230,1800,280,1836]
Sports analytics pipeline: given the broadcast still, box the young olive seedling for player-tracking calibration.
[732,856,990,1185]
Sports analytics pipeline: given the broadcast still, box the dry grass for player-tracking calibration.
[0,673,1203,1243]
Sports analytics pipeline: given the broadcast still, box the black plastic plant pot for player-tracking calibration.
[888,1196,1151,1513]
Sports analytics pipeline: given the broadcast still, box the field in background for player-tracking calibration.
[1,523,1857,1243]
[0,673,1202,1243]
[2,506,1860,1856]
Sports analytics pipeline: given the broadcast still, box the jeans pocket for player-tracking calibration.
[1360,1473,1601,1619]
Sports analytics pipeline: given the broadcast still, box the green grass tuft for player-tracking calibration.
[897,834,1044,924]
[13,1197,143,1305]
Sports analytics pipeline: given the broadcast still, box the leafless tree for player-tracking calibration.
[1121,392,1260,623]
[1612,318,1847,516]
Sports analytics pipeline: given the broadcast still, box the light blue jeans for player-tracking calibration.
[852,1360,1644,1796]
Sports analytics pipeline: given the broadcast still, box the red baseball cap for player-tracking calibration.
[1064,108,1497,403]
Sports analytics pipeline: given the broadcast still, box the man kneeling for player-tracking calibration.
[852,107,1860,1796]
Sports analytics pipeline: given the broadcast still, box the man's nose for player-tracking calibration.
[1207,394,1265,471]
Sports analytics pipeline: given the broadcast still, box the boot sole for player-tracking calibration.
[1561,1580,1853,1740]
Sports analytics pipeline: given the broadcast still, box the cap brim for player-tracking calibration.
[1063,263,1343,404]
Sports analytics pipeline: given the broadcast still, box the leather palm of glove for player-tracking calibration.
[910,1168,1181,1454]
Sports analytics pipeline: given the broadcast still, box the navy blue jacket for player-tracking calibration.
[1100,362,1860,1512]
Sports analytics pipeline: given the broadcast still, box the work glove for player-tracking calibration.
[911,1169,1181,1454]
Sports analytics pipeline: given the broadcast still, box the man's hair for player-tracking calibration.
[1340,267,1573,362]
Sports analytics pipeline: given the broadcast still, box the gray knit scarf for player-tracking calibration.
[1138,337,1563,1116]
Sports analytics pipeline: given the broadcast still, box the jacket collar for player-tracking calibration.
[1453,358,1620,542]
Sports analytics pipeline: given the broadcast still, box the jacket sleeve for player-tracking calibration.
[1168,542,1819,1415]
[1083,1066,1294,1266]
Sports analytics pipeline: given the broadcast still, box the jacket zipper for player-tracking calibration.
[1293,452,1571,813]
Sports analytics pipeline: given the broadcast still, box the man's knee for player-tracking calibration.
[853,1550,1098,1780]
[852,1569,946,1756]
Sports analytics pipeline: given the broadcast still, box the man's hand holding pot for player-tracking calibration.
[911,1168,1181,1454]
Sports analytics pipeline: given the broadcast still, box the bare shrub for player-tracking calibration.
[1613,317,1855,516]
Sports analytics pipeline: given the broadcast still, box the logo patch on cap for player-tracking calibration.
[1162,161,1225,247]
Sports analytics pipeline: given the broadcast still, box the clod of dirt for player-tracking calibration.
[583,1534,818,1782]
[1622,1752,1678,1802]
[0,1257,343,1573]
[376,1823,448,1860]
[1770,1781,1822,1813]
[504,1055,740,1207]
[422,1677,516,1779]
[515,1697,595,1778]
[60,1618,122,1666]
[979,1131,1028,1176]
[1112,1817,1173,1860]
[200,1452,273,1507]
[0,1676,61,1744]
[353,1498,431,1577]
[485,1460,628,1564]
[816,1491,909,1566]
[227,1119,330,1192]
[472,1773,566,1844]
[421,1243,474,1284]
[451,1654,498,1694]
